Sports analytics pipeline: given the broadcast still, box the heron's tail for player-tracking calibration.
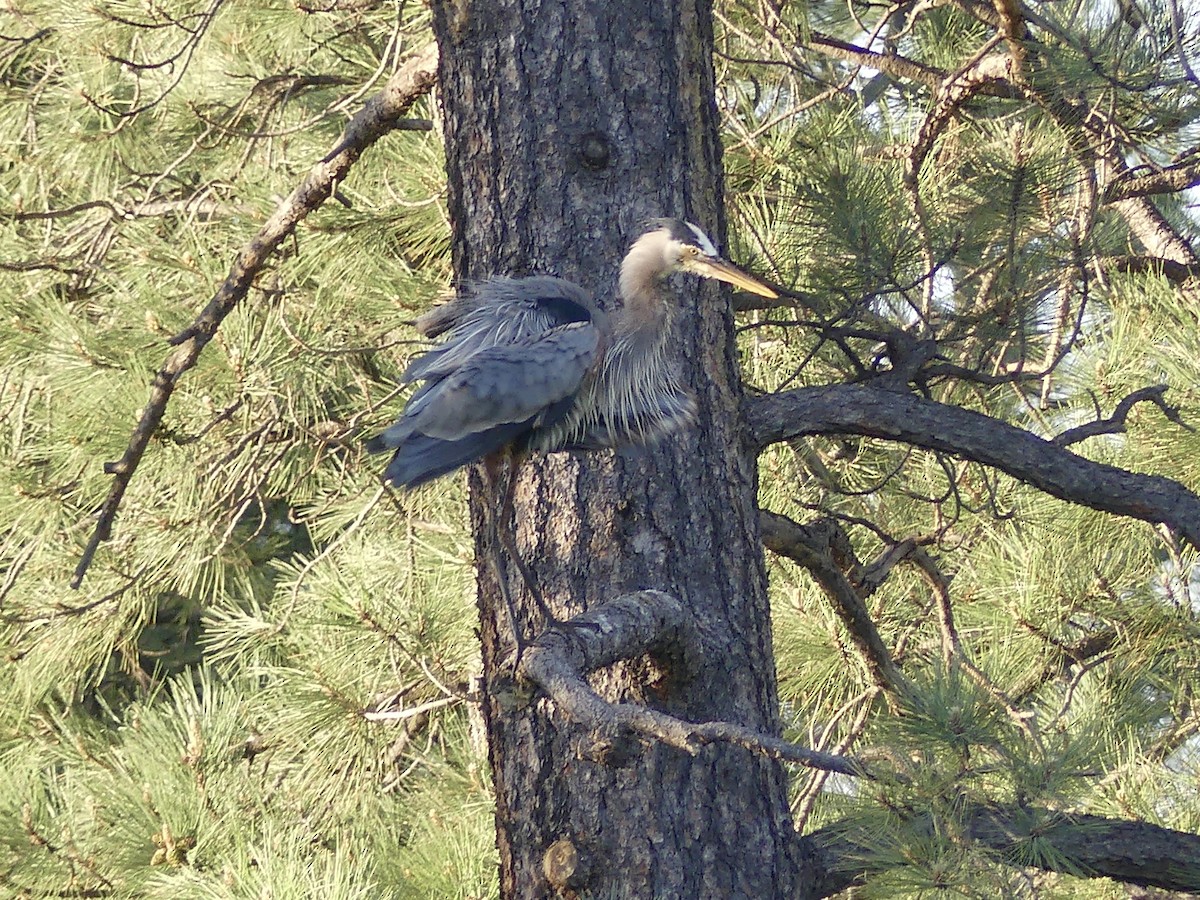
[372,421,531,489]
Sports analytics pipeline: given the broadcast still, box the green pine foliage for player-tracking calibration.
[1,2,492,897]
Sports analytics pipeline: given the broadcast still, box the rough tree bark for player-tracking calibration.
[429,1,815,897]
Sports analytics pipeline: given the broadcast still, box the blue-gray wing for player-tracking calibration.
[401,324,599,440]
[368,276,604,487]
[404,276,598,385]
[368,322,601,487]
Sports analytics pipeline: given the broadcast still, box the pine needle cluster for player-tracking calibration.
[2,3,491,897]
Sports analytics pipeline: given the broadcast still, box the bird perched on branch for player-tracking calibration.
[366,218,778,486]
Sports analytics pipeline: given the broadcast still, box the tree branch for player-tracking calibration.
[746,385,1200,550]
[978,6,1198,267]
[1011,627,1118,702]
[806,30,1020,99]
[1052,384,1192,447]
[806,805,1200,896]
[1104,155,1200,202]
[518,591,870,777]
[759,511,911,698]
[70,42,439,588]
[1101,254,1200,283]
[885,0,1200,272]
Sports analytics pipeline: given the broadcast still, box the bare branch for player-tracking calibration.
[805,30,1020,99]
[1108,188,1200,266]
[990,0,1029,71]
[1101,254,1200,283]
[1052,385,1192,447]
[759,511,911,698]
[71,41,439,588]
[746,385,1200,550]
[295,0,379,10]
[1105,155,1200,202]
[731,284,822,313]
[907,45,1011,183]
[518,591,871,777]
[4,194,250,223]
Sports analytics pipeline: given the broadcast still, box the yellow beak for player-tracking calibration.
[693,256,779,298]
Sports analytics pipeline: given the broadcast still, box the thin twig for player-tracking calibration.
[1052,384,1192,447]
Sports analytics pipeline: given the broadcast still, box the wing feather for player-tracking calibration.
[368,276,604,487]
[405,324,599,440]
[404,276,597,383]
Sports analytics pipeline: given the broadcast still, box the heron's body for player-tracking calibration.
[368,219,776,488]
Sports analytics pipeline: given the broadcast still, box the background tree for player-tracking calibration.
[2,1,1200,899]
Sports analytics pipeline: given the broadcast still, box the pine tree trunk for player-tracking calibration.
[429,3,815,896]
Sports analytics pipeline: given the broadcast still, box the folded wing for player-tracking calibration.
[368,278,603,488]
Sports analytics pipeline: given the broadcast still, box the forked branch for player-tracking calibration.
[1051,384,1192,447]
[759,510,910,698]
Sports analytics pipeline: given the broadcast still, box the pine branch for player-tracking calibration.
[948,0,1200,268]
[1105,155,1200,202]
[745,385,1200,550]
[1051,385,1192,447]
[1101,255,1200,283]
[806,1,1200,273]
[1011,627,1118,701]
[805,805,1200,896]
[70,41,439,588]
[518,591,871,777]
[759,510,910,698]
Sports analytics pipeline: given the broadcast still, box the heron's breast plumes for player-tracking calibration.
[531,317,696,452]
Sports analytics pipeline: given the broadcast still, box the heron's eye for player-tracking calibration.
[681,245,700,258]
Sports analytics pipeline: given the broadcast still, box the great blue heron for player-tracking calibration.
[367,218,777,638]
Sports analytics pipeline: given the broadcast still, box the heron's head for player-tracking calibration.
[645,219,778,299]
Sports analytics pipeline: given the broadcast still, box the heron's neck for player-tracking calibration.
[617,239,673,344]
